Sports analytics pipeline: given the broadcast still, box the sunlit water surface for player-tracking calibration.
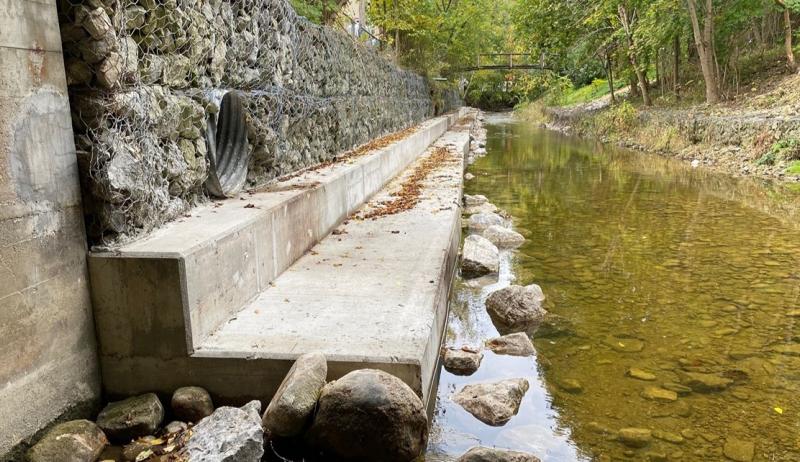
[426,117,800,461]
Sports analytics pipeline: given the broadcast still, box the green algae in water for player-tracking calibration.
[427,119,800,461]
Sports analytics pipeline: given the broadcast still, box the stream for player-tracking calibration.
[426,115,800,461]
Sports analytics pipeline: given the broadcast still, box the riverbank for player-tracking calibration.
[519,73,800,186]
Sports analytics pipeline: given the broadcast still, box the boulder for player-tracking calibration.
[453,379,529,426]
[485,332,535,357]
[97,393,164,443]
[463,194,488,207]
[307,369,427,462]
[172,386,214,423]
[262,352,327,438]
[187,401,264,462]
[468,212,506,231]
[26,420,107,462]
[485,285,546,333]
[457,446,541,462]
[442,347,483,376]
[482,225,524,249]
[465,202,499,215]
[461,235,499,279]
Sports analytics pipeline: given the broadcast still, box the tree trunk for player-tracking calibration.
[686,0,720,103]
[673,34,681,97]
[780,4,797,72]
[619,5,652,106]
[606,53,616,104]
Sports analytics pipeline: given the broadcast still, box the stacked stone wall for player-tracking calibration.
[58,0,440,242]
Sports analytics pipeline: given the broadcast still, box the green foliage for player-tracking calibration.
[289,0,344,24]
[560,78,625,106]
[368,0,513,76]
[785,161,800,174]
[587,101,638,136]
[465,71,553,110]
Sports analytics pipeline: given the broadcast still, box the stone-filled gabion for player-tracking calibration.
[58,0,446,242]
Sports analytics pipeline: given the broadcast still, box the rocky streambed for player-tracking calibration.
[428,116,800,462]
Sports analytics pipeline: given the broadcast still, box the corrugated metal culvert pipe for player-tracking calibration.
[205,91,250,198]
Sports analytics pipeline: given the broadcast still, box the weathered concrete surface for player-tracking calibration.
[0,2,100,458]
[89,109,474,408]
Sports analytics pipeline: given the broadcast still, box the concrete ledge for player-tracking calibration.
[90,110,463,351]
[91,110,474,408]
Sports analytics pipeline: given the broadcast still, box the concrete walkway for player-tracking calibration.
[89,110,475,407]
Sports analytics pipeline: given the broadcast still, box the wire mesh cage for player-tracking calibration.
[58,0,438,243]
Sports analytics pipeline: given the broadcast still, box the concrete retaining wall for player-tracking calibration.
[0,1,100,458]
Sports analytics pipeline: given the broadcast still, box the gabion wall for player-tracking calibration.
[58,0,439,242]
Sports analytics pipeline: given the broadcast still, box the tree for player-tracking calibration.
[685,0,720,103]
[618,4,652,105]
[775,0,798,72]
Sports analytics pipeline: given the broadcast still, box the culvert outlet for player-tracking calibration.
[205,91,250,198]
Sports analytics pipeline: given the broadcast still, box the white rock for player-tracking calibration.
[468,212,506,231]
[461,235,499,279]
[453,379,530,426]
[482,225,524,249]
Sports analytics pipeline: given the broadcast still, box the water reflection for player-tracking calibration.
[427,119,800,461]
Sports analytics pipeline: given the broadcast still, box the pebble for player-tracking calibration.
[723,438,755,462]
[618,428,652,448]
[662,382,692,395]
[653,430,684,444]
[641,386,678,402]
[556,378,583,394]
[626,367,656,381]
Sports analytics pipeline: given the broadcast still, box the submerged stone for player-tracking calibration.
[679,371,733,392]
[618,428,652,448]
[626,367,656,381]
[723,438,755,462]
[641,386,678,402]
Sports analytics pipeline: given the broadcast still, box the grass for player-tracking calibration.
[560,78,626,106]
[786,161,800,175]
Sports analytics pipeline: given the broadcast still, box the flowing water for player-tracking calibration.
[426,116,800,461]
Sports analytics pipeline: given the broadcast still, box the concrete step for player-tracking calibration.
[89,109,474,407]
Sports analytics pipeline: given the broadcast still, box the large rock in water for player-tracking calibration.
[26,420,108,462]
[307,369,428,462]
[486,285,546,333]
[457,446,541,462]
[172,386,214,423]
[482,225,525,249]
[187,401,264,462]
[453,379,529,426]
[468,212,506,231]
[461,235,500,279]
[485,332,535,357]
[96,393,164,442]
[442,347,483,375]
[262,352,327,437]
